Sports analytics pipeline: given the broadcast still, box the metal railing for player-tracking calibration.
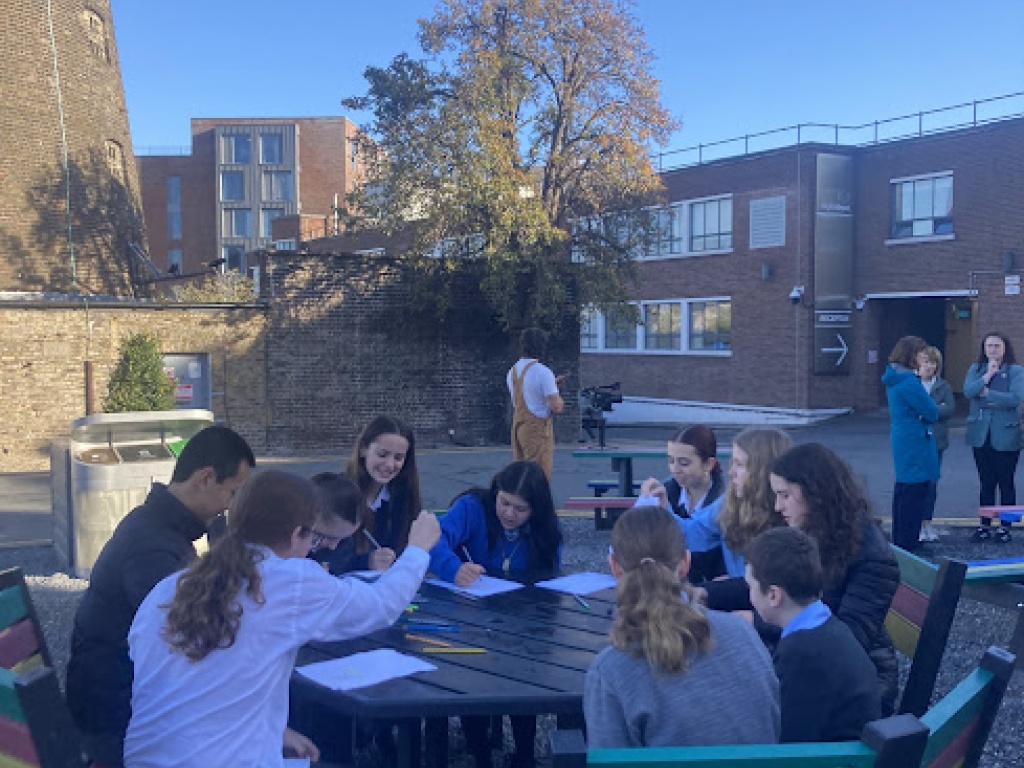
[133,145,192,156]
[654,92,1024,172]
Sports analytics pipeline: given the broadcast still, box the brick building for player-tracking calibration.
[0,0,142,295]
[580,114,1024,413]
[137,117,363,278]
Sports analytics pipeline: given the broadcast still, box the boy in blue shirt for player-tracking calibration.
[745,527,881,742]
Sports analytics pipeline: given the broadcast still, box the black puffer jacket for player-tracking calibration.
[822,517,900,716]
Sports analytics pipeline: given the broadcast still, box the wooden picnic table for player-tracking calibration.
[291,574,617,768]
[572,447,732,498]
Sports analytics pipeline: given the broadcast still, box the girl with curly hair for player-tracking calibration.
[584,505,779,748]
[124,470,440,768]
[770,443,900,715]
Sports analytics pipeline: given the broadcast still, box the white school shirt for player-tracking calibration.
[124,545,429,768]
[507,358,559,418]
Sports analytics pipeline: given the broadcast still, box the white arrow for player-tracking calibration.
[821,334,848,366]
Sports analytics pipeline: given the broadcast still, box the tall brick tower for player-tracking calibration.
[0,0,143,295]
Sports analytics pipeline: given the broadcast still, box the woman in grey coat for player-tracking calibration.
[918,346,955,542]
[963,332,1024,543]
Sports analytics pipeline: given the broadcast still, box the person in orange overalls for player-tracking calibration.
[507,328,565,478]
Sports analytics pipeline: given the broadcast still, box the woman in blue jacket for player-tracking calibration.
[429,460,561,768]
[882,335,939,551]
[964,331,1024,542]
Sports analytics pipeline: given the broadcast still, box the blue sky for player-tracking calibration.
[111,0,1024,159]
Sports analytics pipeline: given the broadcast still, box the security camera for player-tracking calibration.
[789,285,805,305]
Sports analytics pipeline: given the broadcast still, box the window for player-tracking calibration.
[262,170,293,201]
[81,9,109,62]
[604,307,638,350]
[167,177,182,240]
[220,171,244,201]
[261,134,283,164]
[222,208,252,238]
[222,135,251,164]
[105,140,124,183]
[222,245,246,272]
[261,208,284,239]
[689,300,732,351]
[645,206,682,257]
[644,303,681,350]
[891,173,953,239]
[690,196,732,252]
[750,196,786,249]
[581,298,731,354]
[167,249,182,274]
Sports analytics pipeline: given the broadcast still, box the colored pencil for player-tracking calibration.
[420,647,486,654]
[363,528,383,549]
[405,632,453,648]
[405,623,460,632]
[573,594,591,610]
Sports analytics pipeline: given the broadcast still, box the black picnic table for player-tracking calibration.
[291,573,617,768]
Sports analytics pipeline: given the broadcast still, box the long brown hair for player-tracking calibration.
[610,506,711,673]
[162,470,319,661]
[346,415,422,553]
[719,428,792,553]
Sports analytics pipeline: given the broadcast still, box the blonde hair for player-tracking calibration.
[610,506,711,673]
[719,429,792,553]
[922,345,943,373]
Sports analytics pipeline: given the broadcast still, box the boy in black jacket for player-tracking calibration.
[745,527,881,743]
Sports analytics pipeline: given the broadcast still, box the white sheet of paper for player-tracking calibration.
[296,649,436,691]
[534,572,617,596]
[426,575,524,598]
[283,759,310,768]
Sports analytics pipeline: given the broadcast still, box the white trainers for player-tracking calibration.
[920,523,940,542]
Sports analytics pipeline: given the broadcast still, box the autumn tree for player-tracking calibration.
[344,0,677,331]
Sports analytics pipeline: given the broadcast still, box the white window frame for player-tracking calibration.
[885,171,954,245]
[580,297,732,356]
[222,208,252,238]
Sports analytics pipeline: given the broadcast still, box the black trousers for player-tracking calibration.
[973,439,1021,524]
[892,481,930,551]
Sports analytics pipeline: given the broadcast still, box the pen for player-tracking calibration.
[405,632,453,648]
[364,528,382,549]
[573,594,591,610]
[405,623,460,632]
[420,647,486,654]
[462,546,475,563]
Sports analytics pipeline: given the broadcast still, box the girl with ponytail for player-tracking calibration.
[584,505,780,748]
[124,470,440,768]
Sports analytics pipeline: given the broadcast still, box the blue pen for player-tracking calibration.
[405,623,461,633]
[573,594,591,610]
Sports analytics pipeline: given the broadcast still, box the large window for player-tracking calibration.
[222,245,246,272]
[690,196,732,252]
[261,208,284,239]
[220,171,244,202]
[645,206,682,257]
[222,208,252,238]
[262,170,293,201]
[581,298,731,354]
[261,134,283,164]
[167,177,182,240]
[688,300,732,351]
[222,134,251,164]
[891,173,953,239]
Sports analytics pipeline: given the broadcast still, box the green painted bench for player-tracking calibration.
[548,647,1014,768]
[0,567,86,768]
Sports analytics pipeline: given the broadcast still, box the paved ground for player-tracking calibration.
[2,411,1000,550]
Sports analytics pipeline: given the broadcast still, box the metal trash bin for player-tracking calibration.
[60,410,214,577]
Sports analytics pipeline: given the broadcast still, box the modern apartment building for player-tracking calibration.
[137,116,361,277]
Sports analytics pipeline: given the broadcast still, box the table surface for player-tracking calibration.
[293,577,617,720]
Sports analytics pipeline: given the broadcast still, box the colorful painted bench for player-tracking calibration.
[0,567,86,768]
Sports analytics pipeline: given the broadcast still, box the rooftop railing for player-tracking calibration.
[654,91,1024,172]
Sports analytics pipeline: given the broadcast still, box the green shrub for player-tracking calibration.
[104,333,176,412]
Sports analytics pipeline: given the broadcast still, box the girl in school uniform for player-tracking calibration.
[428,460,561,768]
[306,472,364,569]
[584,504,780,748]
[124,470,440,768]
[320,415,424,574]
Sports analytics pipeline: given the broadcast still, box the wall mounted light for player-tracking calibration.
[854,297,867,311]
[788,285,805,305]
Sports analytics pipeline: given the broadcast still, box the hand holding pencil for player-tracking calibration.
[455,546,486,587]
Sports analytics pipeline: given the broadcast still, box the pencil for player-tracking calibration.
[405,632,453,648]
[363,528,382,549]
[420,647,486,654]
[462,546,475,563]
[573,594,591,610]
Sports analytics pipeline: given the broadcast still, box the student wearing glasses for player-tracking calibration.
[428,460,562,768]
[306,472,364,570]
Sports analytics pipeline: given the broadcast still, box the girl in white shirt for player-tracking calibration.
[125,469,440,768]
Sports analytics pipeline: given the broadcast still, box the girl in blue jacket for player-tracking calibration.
[429,460,561,768]
[881,335,939,551]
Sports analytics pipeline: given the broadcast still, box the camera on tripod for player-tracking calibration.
[580,382,623,448]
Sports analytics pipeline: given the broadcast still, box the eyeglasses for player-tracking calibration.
[310,529,343,550]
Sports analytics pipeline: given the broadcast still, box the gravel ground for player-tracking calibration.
[6,521,1023,768]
